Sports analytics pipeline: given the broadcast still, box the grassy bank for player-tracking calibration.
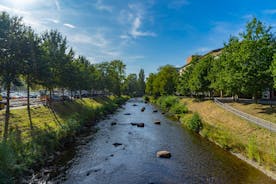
[0,96,128,183]
[149,96,276,178]
[226,102,276,123]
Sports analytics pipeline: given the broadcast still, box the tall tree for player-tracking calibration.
[122,73,138,96]
[0,12,26,141]
[21,27,42,132]
[137,69,146,96]
[41,30,68,102]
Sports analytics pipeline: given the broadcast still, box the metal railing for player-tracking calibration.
[214,98,276,133]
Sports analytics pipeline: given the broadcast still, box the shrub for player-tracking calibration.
[169,103,188,114]
[186,113,203,133]
[0,143,17,183]
[157,96,179,111]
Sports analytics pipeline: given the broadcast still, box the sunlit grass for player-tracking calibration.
[227,102,276,123]
[180,98,276,171]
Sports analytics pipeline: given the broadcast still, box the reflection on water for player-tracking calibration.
[34,98,276,184]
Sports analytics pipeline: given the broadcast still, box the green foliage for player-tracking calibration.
[146,65,178,97]
[186,113,203,133]
[169,103,188,114]
[247,136,261,163]
[272,54,276,89]
[156,96,179,111]
[177,17,276,99]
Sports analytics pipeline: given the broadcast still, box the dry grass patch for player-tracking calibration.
[180,98,276,171]
[227,102,276,123]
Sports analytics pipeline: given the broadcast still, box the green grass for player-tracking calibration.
[0,96,129,182]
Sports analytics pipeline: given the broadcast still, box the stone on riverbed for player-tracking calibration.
[141,107,145,112]
[156,151,171,158]
[153,110,158,113]
[124,113,131,115]
[130,122,145,127]
[136,123,144,127]
[154,121,161,125]
[113,143,122,147]
[111,122,117,126]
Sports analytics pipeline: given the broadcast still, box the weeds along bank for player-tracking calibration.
[148,96,276,178]
[0,96,129,183]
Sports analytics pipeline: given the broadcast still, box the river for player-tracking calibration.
[31,98,275,184]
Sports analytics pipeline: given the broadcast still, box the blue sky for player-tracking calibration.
[1,0,276,75]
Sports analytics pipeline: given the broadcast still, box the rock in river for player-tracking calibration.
[136,123,144,127]
[111,122,117,126]
[113,143,123,147]
[124,113,131,115]
[130,122,145,127]
[141,107,146,112]
[154,121,161,125]
[156,151,171,158]
[153,110,158,113]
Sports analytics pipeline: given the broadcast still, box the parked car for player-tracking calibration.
[60,95,71,101]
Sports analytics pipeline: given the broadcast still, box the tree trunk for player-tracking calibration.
[27,77,34,132]
[220,90,223,98]
[3,83,11,142]
[49,89,52,107]
[253,93,258,104]
[79,90,82,99]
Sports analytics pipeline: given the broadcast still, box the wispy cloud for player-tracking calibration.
[70,33,108,48]
[54,0,60,11]
[119,3,156,39]
[263,9,276,15]
[64,23,75,28]
[130,16,156,38]
[46,18,59,24]
[95,0,112,12]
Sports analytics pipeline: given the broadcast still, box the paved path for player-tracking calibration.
[214,98,276,133]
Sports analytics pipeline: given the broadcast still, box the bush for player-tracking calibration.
[186,113,203,133]
[169,103,188,114]
[0,143,17,183]
[157,96,179,111]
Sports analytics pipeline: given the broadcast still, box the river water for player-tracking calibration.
[36,98,275,184]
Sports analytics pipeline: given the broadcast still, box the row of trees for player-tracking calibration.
[0,12,145,141]
[146,18,276,101]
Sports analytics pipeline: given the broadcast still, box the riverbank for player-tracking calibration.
[0,96,129,183]
[149,96,276,181]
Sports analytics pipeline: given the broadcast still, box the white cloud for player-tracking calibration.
[70,33,108,48]
[0,4,29,16]
[54,0,60,11]
[119,3,156,39]
[263,9,276,15]
[95,0,112,12]
[64,23,75,28]
[130,16,156,38]
[46,18,59,24]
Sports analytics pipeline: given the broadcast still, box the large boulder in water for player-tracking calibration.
[156,151,171,158]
